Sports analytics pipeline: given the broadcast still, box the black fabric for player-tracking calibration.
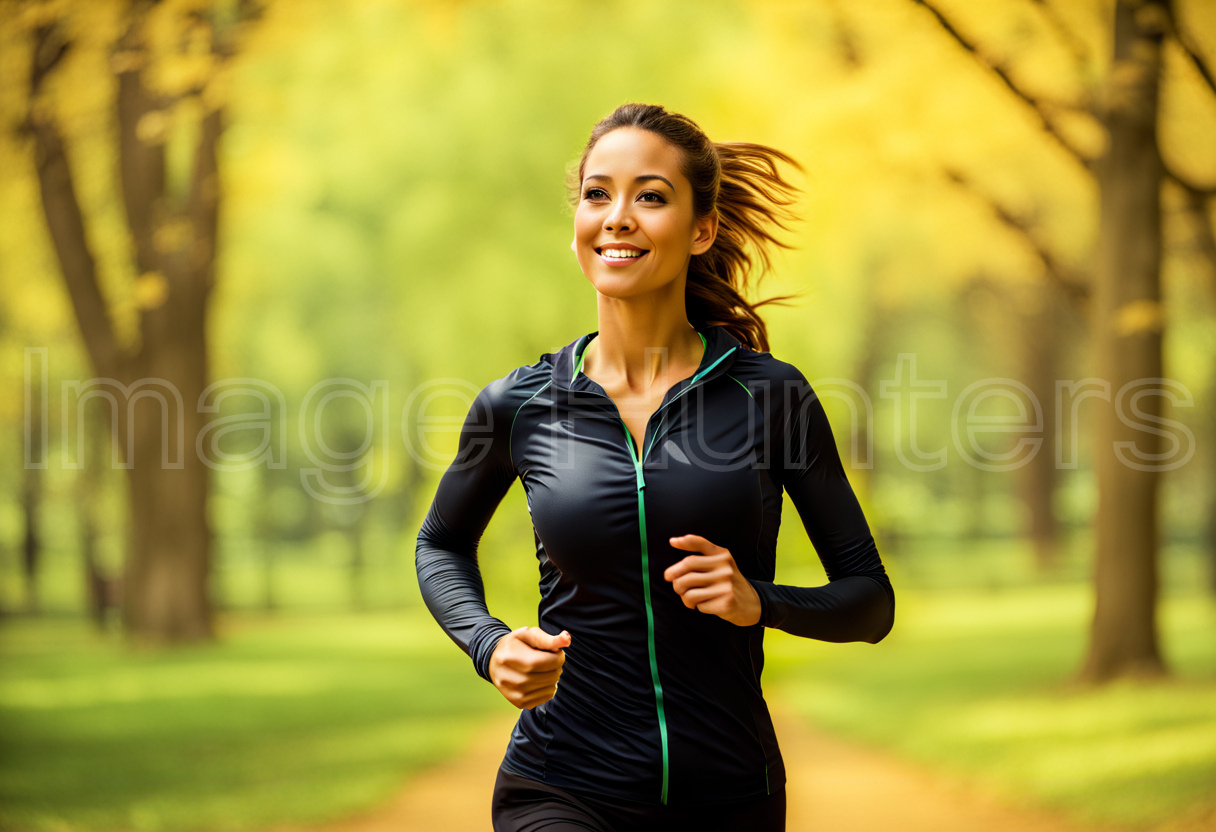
[416,324,895,806]
[492,767,786,832]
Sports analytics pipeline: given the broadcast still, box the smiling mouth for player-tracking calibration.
[596,247,650,262]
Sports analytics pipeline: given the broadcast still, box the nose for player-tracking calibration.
[604,198,634,232]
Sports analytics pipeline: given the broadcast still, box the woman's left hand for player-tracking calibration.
[664,534,763,627]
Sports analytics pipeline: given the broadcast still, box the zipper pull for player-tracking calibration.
[634,463,646,492]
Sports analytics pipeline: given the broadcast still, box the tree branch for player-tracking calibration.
[114,18,167,280]
[824,0,863,69]
[188,106,222,296]
[1165,4,1216,99]
[1028,0,1093,73]
[911,0,1095,171]
[27,24,124,381]
[1166,173,1216,290]
[1182,187,1216,271]
[943,166,1091,308]
[1157,3,1216,256]
[1161,156,1216,199]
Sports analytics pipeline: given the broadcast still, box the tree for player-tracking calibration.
[13,0,262,644]
[911,0,1216,683]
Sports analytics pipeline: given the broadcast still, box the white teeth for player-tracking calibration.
[603,249,644,259]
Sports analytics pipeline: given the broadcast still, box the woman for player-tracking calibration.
[415,102,895,832]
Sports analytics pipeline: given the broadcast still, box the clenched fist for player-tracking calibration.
[488,626,571,710]
[664,534,763,627]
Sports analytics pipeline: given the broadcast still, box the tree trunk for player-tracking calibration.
[120,307,216,643]
[1209,488,1216,595]
[21,420,42,617]
[1209,322,1216,596]
[28,14,223,645]
[79,407,120,631]
[1019,282,1066,574]
[1078,0,1170,684]
[255,467,277,613]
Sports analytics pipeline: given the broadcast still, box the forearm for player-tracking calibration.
[415,510,513,682]
[750,573,894,644]
[413,378,524,683]
[773,371,897,645]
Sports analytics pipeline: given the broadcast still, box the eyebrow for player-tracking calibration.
[584,174,675,191]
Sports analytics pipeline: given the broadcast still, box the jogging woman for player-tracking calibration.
[415,102,895,832]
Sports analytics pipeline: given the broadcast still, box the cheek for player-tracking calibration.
[574,206,597,236]
[644,217,683,251]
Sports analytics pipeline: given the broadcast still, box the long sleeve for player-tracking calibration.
[415,379,518,683]
[750,369,895,644]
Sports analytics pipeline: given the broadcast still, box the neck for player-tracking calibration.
[585,290,703,392]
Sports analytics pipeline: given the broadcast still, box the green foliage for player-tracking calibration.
[0,610,505,832]
[2,570,1213,831]
[766,581,1216,829]
[2,0,1213,593]
[0,1,1213,828]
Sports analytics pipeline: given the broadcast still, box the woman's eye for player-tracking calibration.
[582,187,665,203]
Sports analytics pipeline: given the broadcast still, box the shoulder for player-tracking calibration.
[483,359,551,402]
[726,345,812,398]
[475,358,553,429]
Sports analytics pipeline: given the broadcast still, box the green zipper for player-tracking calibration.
[573,336,670,803]
[570,330,737,806]
[641,335,738,464]
[620,424,670,804]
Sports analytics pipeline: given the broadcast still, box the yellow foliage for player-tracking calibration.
[136,109,172,144]
[153,218,195,255]
[142,0,221,97]
[1114,299,1167,336]
[134,271,170,310]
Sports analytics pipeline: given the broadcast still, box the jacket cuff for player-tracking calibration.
[475,624,515,684]
[750,579,775,629]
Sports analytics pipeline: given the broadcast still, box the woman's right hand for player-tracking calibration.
[488,626,571,710]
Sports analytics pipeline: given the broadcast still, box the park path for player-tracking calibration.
[269,698,1213,832]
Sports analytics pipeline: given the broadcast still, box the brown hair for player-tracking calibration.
[565,102,806,353]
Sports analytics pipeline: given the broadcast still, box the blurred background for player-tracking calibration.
[1,0,1214,830]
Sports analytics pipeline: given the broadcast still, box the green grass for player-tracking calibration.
[763,578,1216,830]
[0,610,508,832]
[2,537,1215,832]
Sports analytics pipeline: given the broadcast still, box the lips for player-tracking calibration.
[595,244,650,265]
[598,248,649,265]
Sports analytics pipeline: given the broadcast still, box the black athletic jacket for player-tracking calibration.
[415,324,895,807]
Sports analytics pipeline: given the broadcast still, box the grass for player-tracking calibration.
[763,576,1216,831]
[0,610,508,832]
[1,535,1214,831]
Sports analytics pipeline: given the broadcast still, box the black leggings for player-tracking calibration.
[491,767,786,832]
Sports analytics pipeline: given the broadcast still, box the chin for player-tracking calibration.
[585,272,659,298]
[586,278,635,298]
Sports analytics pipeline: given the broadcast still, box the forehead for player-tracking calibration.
[584,128,684,181]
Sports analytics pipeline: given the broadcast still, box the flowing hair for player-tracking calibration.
[565,102,806,353]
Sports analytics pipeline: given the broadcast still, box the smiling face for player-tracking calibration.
[573,127,716,298]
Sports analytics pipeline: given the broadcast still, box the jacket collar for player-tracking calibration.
[549,324,744,394]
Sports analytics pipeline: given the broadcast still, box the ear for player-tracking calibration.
[690,212,718,256]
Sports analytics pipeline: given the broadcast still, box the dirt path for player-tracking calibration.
[269,701,1212,832]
